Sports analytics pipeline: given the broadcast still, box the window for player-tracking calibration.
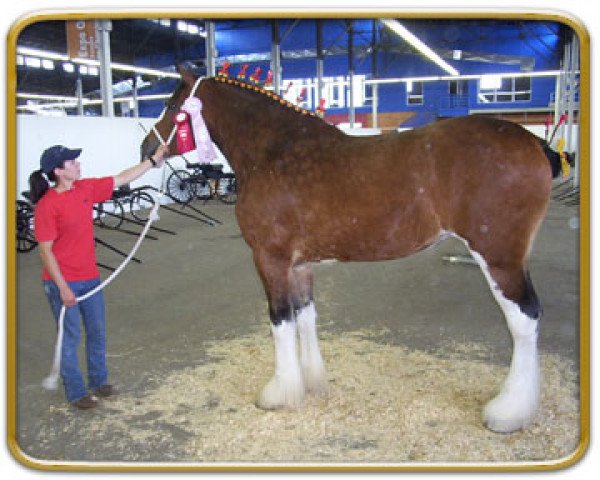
[406,81,423,105]
[282,75,368,110]
[449,79,468,96]
[478,76,531,103]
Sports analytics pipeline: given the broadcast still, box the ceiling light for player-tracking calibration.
[380,19,460,76]
[16,46,181,78]
[25,57,41,68]
[18,47,68,61]
[110,62,180,78]
[17,93,78,101]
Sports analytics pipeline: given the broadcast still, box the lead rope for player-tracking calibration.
[42,199,162,390]
[43,76,204,391]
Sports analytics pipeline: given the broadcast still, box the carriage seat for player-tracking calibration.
[186,161,224,172]
[111,184,132,199]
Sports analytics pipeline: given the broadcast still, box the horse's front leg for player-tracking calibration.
[254,252,305,409]
[292,265,328,395]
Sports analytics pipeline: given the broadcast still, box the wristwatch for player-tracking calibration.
[148,156,157,167]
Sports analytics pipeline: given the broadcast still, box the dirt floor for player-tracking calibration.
[12,194,581,469]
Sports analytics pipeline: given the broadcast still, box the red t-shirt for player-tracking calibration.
[34,177,115,281]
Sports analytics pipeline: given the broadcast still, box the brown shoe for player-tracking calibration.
[93,384,114,398]
[71,394,98,409]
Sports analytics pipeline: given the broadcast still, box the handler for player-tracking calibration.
[29,144,169,409]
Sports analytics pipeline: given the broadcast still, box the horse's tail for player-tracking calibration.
[538,138,576,178]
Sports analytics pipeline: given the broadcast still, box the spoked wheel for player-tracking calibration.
[167,170,196,203]
[216,176,237,204]
[129,190,156,222]
[16,200,37,253]
[94,199,125,229]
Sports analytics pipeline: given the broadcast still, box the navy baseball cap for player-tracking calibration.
[40,145,82,174]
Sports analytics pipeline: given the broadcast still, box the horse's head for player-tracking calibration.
[140,65,201,161]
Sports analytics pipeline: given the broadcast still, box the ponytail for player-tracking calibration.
[28,169,52,204]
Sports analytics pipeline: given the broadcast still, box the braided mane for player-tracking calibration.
[212,75,321,119]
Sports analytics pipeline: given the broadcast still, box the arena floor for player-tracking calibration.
[12,193,582,468]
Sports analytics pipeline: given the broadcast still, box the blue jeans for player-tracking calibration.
[43,278,108,402]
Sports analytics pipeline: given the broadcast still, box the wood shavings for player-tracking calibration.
[37,329,579,465]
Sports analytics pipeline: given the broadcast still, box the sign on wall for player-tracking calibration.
[66,20,98,60]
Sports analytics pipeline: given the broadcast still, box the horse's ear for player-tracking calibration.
[177,63,197,86]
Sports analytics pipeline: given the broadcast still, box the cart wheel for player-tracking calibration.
[130,190,156,222]
[16,200,37,253]
[217,177,237,204]
[94,199,124,229]
[167,170,196,203]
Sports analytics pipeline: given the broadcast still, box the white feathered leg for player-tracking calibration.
[483,300,540,433]
[297,302,328,395]
[257,321,305,409]
[469,249,540,433]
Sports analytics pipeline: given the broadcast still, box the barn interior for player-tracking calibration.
[10,13,584,469]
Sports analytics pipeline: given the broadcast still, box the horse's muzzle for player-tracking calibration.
[140,135,160,163]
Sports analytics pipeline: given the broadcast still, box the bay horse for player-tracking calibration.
[141,66,553,433]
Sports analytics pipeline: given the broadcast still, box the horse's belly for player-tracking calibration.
[306,209,441,262]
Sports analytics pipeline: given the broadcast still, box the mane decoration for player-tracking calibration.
[213,71,323,119]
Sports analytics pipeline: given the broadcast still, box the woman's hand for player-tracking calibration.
[150,144,170,168]
[114,144,172,187]
[59,285,77,307]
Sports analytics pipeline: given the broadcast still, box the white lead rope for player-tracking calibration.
[42,193,163,390]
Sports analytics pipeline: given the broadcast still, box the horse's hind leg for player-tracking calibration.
[466,246,541,433]
[253,252,305,410]
[291,265,328,396]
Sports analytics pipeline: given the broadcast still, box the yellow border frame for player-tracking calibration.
[6,8,591,473]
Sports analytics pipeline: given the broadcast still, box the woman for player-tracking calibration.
[29,144,169,409]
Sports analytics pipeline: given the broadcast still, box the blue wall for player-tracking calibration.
[137,18,568,123]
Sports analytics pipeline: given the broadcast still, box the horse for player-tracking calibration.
[141,66,553,433]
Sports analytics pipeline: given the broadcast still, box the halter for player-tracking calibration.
[151,76,204,148]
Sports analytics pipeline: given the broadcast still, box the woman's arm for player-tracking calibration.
[113,145,170,188]
[38,241,77,307]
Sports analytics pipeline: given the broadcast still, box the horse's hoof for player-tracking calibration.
[482,393,537,433]
[256,375,304,410]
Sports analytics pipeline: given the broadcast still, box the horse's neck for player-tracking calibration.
[203,97,278,175]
